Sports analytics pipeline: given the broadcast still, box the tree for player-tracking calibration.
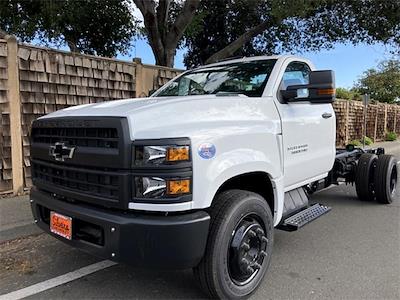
[184,0,400,67]
[0,1,41,40]
[133,0,200,67]
[336,88,361,101]
[355,60,400,103]
[0,0,138,57]
[184,0,267,67]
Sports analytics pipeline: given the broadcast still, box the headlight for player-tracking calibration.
[134,145,190,166]
[135,177,191,198]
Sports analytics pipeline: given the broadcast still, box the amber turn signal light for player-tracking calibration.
[317,88,335,96]
[167,179,191,195]
[166,146,190,162]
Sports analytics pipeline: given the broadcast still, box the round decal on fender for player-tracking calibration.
[198,143,216,159]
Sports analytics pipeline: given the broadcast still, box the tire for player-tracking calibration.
[355,153,378,201]
[374,154,398,204]
[193,189,273,299]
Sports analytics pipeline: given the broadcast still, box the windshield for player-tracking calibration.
[155,59,277,98]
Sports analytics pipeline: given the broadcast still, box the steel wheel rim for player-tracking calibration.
[390,165,397,195]
[369,160,377,195]
[227,213,269,286]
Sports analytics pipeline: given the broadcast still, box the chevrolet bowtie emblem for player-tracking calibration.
[49,142,75,161]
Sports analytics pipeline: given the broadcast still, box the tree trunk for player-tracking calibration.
[67,40,79,53]
[0,29,8,38]
[164,47,176,68]
[134,0,199,67]
[150,43,176,67]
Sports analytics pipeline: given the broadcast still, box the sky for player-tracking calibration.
[118,38,397,89]
[28,3,397,90]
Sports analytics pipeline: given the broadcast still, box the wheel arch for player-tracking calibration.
[212,171,275,216]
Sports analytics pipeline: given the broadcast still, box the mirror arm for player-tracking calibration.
[281,89,298,101]
[286,84,308,91]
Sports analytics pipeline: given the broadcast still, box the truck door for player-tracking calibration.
[276,61,336,189]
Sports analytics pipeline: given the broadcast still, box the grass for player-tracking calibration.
[386,131,397,141]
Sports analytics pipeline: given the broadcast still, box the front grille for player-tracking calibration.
[31,117,132,208]
[32,161,120,200]
[31,127,119,148]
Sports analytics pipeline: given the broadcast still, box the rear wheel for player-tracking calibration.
[374,154,398,204]
[193,189,273,299]
[355,153,378,201]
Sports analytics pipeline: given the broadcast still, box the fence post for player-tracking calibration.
[383,104,388,135]
[134,58,144,98]
[374,106,378,142]
[344,100,350,144]
[6,35,24,195]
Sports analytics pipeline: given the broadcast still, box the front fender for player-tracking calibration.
[192,134,283,213]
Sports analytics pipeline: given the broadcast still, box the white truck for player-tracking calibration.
[30,55,398,299]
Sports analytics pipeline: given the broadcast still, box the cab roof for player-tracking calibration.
[203,55,302,68]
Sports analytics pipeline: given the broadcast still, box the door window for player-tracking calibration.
[280,62,311,101]
[282,62,311,88]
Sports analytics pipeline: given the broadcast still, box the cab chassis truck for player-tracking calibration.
[30,55,398,299]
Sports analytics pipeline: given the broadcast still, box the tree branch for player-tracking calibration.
[133,0,164,62]
[205,19,274,64]
[134,0,199,66]
[132,0,150,15]
[156,0,171,33]
[166,0,200,47]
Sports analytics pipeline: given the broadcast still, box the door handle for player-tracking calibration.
[322,112,332,119]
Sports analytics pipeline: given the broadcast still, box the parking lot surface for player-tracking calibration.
[1,144,399,299]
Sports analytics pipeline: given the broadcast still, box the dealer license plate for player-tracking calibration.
[50,211,72,240]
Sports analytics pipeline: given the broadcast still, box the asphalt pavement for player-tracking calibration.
[0,141,399,299]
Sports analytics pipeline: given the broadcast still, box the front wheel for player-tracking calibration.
[194,190,274,299]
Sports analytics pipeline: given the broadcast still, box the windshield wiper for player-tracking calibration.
[215,91,248,97]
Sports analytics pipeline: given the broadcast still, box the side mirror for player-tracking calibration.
[281,70,336,103]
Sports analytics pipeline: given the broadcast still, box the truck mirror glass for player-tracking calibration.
[297,88,309,98]
[281,70,336,104]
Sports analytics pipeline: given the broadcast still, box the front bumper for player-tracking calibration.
[30,188,210,269]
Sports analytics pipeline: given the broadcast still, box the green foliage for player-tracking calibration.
[386,131,398,141]
[336,87,361,101]
[361,136,373,146]
[0,1,40,41]
[348,136,374,147]
[183,0,400,67]
[0,0,138,57]
[355,59,400,103]
[348,139,362,147]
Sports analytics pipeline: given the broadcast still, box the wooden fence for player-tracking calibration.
[0,36,181,194]
[333,100,400,146]
[0,36,399,195]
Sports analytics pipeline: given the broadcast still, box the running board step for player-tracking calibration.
[278,203,331,232]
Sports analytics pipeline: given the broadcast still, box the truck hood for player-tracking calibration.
[40,95,280,140]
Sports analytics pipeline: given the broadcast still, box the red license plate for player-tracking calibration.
[50,211,72,240]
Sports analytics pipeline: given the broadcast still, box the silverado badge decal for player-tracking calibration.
[287,144,309,154]
[49,142,76,161]
[198,143,216,159]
